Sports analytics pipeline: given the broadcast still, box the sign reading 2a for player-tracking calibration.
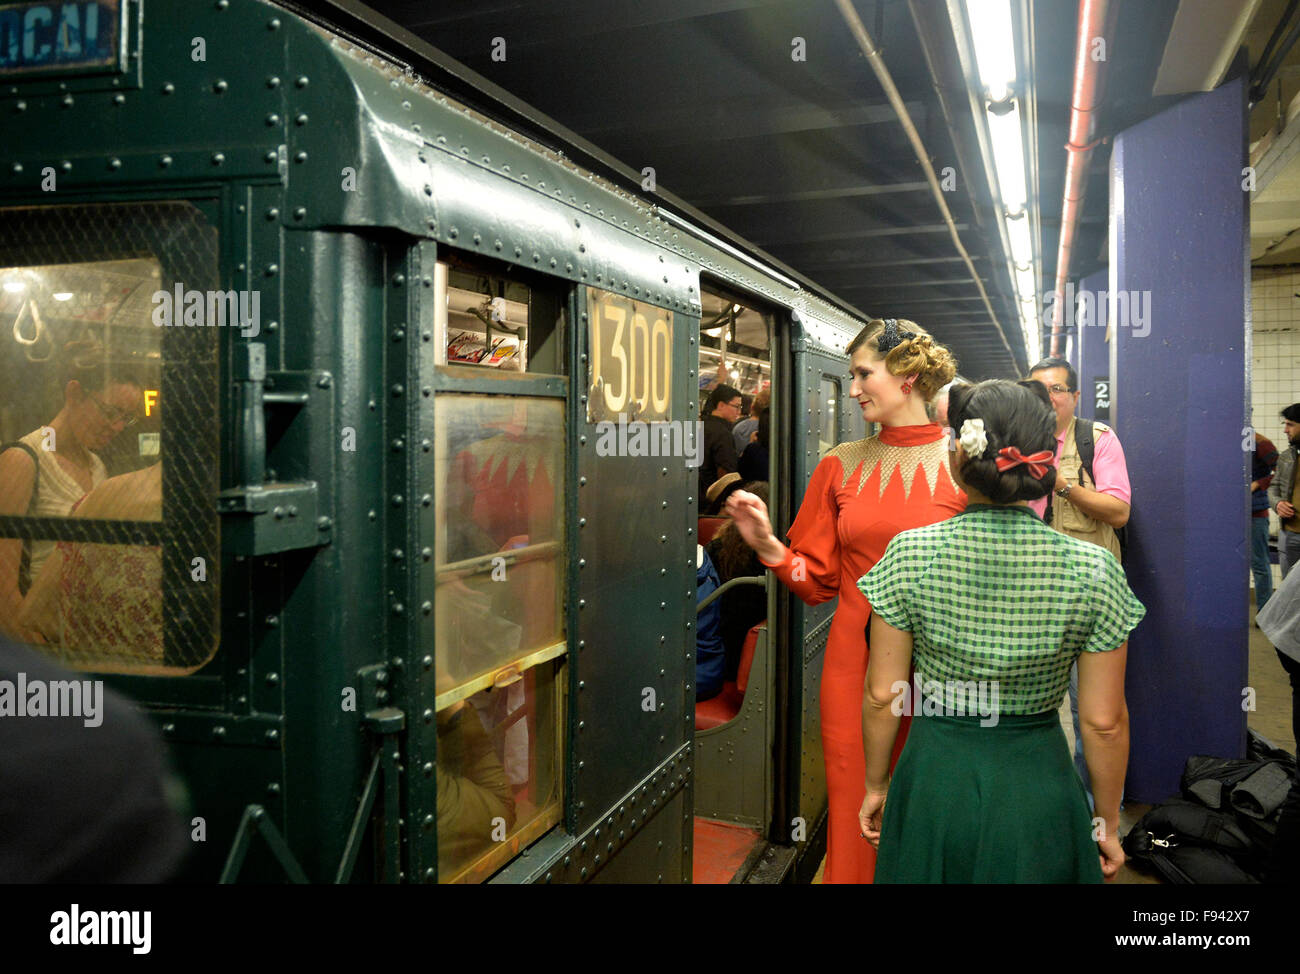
[586,287,674,423]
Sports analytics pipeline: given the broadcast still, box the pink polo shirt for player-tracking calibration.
[1028,420,1131,519]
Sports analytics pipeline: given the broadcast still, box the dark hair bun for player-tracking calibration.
[949,380,1057,503]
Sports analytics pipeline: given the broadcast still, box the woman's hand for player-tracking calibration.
[724,490,780,561]
[1097,834,1125,880]
[858,788,888,847]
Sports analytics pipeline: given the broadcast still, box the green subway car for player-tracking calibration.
[0,0,876,882]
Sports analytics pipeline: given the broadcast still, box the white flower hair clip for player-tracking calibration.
[958,418,988,459]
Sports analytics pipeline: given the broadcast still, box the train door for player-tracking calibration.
[421,252,570,883]
[784,313,862,883]
[690,283,780,882]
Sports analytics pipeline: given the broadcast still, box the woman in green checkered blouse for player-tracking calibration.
[856,380,1145,883]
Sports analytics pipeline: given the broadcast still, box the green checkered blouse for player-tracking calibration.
[857,504,1145,715]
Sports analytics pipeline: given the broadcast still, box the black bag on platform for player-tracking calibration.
[1122,735,1297,884]
[1123,799,1262,883]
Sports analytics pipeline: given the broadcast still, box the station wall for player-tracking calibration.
[1251,268,1300,544]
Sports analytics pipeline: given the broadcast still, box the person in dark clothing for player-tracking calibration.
[695,544,726,699]
[706,482,770,681]
[1253,433,1279,612]
[738,409,770,482]
[0,639,187,882]
[699,384,743,500]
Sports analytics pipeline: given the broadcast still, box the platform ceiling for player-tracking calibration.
[321,0,1237,379]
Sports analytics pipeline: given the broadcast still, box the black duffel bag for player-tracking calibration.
[1122,798,1262,883]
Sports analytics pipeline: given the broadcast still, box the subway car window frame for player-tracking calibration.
[0,196,222,684]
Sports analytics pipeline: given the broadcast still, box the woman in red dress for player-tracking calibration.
[726,318,964,883]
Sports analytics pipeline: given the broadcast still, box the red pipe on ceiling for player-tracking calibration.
[1050,0,1110,358]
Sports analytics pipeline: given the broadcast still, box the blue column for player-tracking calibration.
[1110,76,1249,801]
[1075,268,1109,422]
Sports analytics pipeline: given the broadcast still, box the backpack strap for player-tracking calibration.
[0,441,40,595]
[1074,417,1096,488]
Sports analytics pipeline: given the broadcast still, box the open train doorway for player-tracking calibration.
[691,282,785,883]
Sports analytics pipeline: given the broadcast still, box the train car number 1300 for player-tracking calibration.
[586,287,674,424]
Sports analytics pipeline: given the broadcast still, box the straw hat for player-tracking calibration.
[705,472,742,505]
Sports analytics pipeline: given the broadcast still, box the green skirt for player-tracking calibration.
[874,710,1104,884]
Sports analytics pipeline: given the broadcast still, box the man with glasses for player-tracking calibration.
[1027,357,1131,556]
[1028,357,1132,804]
[699,384,743,503]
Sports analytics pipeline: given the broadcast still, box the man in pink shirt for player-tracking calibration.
[1028,357,1133,804]
[1027,358,1131,561]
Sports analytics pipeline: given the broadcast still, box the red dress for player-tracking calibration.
[760,422,965,883]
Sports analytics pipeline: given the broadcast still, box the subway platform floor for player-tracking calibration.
[810,595,1294,884]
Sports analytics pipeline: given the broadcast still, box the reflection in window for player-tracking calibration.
[432,394,565,880]
[436,664,560,883]
[818,376,840,458]
[0,202,219,674]
[434,396,564,691]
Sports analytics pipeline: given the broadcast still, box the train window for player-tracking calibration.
[432,393,565,880]
[696,290,771,421]
[433,258,565,375]
[0,201,220,674]
[818,376,840,457]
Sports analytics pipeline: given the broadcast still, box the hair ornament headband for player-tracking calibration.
[877,318,915,356]
[958,418,987,459]
[994,446,1054,479]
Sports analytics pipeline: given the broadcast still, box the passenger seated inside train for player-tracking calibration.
[0,341,145,644]
[19,463,162,665]
[706,481,769,682]
[696,543,725,700]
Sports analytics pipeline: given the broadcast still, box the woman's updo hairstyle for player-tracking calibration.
[947,379,1057,503]
[845,318,958,401]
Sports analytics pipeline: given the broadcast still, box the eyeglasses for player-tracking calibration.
[1046,384,1074,396]
[727,400,743,410]
[85,389,140,428]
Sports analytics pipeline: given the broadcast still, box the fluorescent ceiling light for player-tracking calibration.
[987,103,1027,212]
[966,0,1017,101]
[2,281,24,293]
[53,292,73,301]
[1014,266,1037,303]
[1006,216,1032,269]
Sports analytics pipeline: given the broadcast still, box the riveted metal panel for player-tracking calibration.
[571,287,696,835]
[799,624,829,826]
[590,784,690,884]
[692,630,772,829]
[490,743,693,883]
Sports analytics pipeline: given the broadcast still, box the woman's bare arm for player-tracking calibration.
[1077,642,1130,838]
[0,449,37,641]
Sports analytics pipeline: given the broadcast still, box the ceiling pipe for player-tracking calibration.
[834,0,1018,372]
[1051,0,1111,358]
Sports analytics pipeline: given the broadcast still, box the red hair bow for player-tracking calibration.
[994,446,1054,479]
